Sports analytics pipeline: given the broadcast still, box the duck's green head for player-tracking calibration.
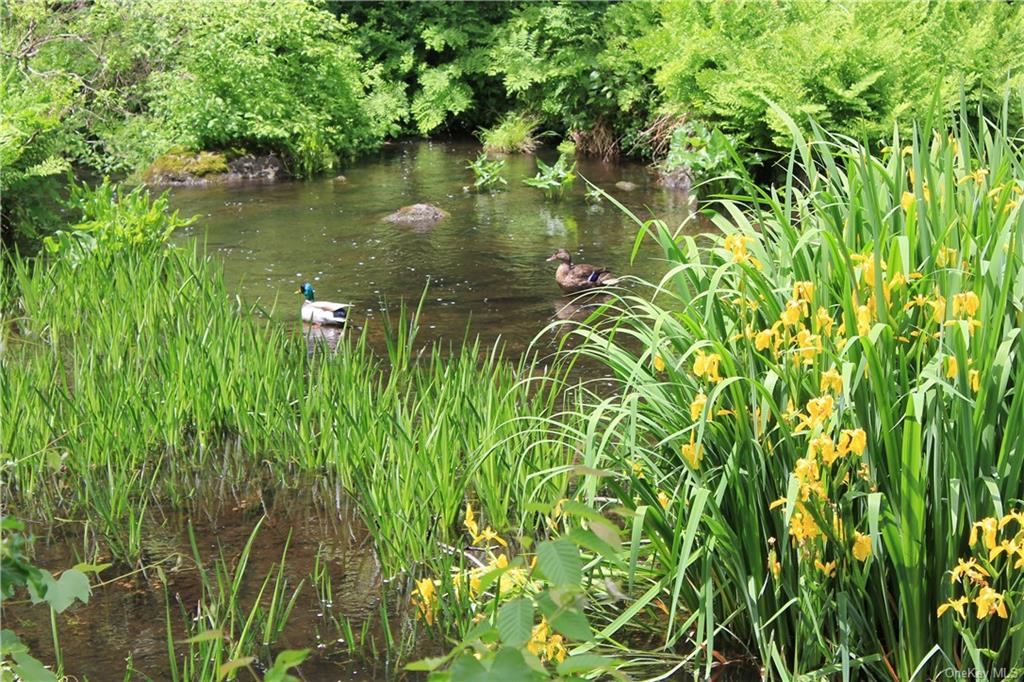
[298,283,315,301]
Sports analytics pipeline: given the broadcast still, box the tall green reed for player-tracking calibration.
[162,519,305,681]
[550,106,1024,678]
[1,236,573,580]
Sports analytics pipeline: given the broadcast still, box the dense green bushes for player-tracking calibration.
[4,0,1022,243]
[642,0,1024,160]
[143,0,396,176]
[1,0,393,177]
[336,0,657,153]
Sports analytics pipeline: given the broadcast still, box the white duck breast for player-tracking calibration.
[301,300,350,325]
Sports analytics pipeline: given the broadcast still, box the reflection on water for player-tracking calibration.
[7,475,412,681]
[302,322,347,353]
[170,140,703,356]
[552,292,614,323]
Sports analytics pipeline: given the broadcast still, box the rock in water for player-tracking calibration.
[614,180,638,191]
[383,203,450,227]
[143,149,282,185]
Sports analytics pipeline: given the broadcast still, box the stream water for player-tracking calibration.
[169,140,700,355]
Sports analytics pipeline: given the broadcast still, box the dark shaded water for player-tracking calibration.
[169,140,699,354]
[9,474,411,681]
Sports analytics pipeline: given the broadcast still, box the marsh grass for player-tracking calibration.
[0,242,573,581]
[546,104,1024,677]
[160,519,306,680]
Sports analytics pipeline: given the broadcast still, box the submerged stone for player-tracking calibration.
[614,180,638,191]
[383,203,449,226]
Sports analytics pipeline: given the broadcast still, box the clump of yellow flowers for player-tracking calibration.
[668,222,992,584]
[412,503,534,628]
[411,502,576,665]
[526,618,567,664]
[938,511,1023,621]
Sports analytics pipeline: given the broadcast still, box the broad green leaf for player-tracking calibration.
[567,527,622,565]
[447,654,489,682]
[405,656,449,672]
[265,648,309,682]
[1,629,27,655]
[269,648,309,669]
[536,539,582,587]
[42,569,90,613]
[487,648,542,681]
[496,598,534,648]
[556,653,616,674]
[549,607,592,642]
[12,651,58,682]
[538,593,593,642]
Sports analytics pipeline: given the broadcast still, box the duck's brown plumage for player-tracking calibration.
[546,249,619,293]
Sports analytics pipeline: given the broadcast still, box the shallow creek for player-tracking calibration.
[168,139,700,355]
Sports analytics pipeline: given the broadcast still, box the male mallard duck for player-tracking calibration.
[546,248,619,293]
[298,283,350,326]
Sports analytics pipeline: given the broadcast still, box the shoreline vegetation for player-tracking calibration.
[3,0,1022,241]
[2,0,1024,680]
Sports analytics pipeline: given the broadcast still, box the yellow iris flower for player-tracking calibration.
[693,349,723,383]
[853,532,872,562]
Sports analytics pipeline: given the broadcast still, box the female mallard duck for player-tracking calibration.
[298,283,350,326]
[546,248,619,293]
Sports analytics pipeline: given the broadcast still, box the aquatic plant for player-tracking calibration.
[43,177,193,258]
[523,154,576,200]
[0,517,94,682]
[164,520,308,681]
[465,152,507,191]
[548,105,1024,677]
[2,180,574,584]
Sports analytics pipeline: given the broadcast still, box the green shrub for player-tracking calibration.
[0,65,77,243]
[339,1,658,150]
[142,0,390,176]
[480,113,540,154]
